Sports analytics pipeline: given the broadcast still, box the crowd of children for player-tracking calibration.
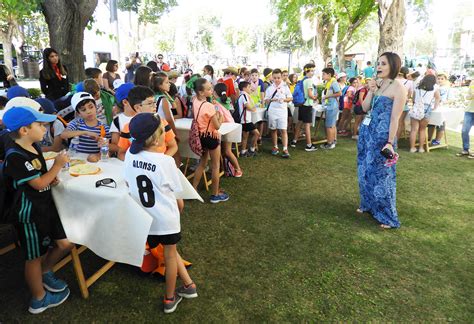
[1,50,472,316]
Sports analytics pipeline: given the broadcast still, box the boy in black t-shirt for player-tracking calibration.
[2,105,74,314]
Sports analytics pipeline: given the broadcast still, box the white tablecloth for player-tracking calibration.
[404,107,465,130]
[175,118,242,159]
[251,108,267,124]
[51,156,202,267]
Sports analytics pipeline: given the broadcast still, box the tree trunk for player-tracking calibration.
[41,0,98,83]
[0,24,16,72]
[377,0,405,57]
[315,13,335,65]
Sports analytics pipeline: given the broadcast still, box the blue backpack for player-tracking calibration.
[292,77,307,107]
[0,146,28,223]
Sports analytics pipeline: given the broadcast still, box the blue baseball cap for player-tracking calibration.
[75,82,85,92]
[129,113,161,154]
[6,85,30,100]
[3,106,57,131]
[115,82,134,104]
[35,98,57,114]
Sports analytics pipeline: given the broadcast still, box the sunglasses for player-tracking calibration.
[95,178,117,189]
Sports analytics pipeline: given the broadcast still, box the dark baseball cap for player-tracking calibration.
[129,113,161,154]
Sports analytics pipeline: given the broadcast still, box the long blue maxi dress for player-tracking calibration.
[357,95,400,228]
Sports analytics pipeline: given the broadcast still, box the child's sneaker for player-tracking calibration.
[281,150,290,158]
[271,147,279,155]
[234,169,243,178]
[176,282,198,298]
[320,143,336,150]
[456,150,469,157]
[290,140,297,148]
[248,150,257,157]
[210,192,229,204]
[42,271,68,292]
[431,139,441,146]
[239,150,249,157]
[305,145,318,152]
[28,288,70,314]
[163,294,183,314]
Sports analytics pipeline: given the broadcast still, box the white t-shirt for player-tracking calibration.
[124,150,183,235]
[402,79,414,94]
[415,85,438,106]
[203,74,217,86]
[110,113,133,133]
[265,83,292,112]
[238,93,252,124]
[156,96,175,122]
[40,119,65,147]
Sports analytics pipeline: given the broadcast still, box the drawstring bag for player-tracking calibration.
[189,102,205,156]
[223,157,236,177]
[410,89,431,120]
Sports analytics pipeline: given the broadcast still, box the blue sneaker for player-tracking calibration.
[431,139,441,146]
[42,271,68,292]
[210,192,229,204]
[28,288,70,314]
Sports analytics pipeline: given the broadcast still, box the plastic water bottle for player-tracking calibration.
[69,137,79,158]
[100,138,109,161]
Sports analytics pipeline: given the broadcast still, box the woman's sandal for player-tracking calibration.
[356,208,364,214]
[379,224,393,229]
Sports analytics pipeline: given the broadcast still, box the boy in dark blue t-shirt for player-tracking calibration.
[3,105,74,314]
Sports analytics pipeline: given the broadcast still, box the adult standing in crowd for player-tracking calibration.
[39,48,70,101]
[357,52,407,229]
[0,64,17,88]
[396,67,414,139]
[363,61,375,79]
[156,54,170,72]
[102,60,121,94]
[125,53,142,83]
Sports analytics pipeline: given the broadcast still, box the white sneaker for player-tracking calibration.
[418,148,425,153]
[409,148,417,153]
[352,135,359,140]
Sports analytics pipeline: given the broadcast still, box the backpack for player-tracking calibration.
[292,77,307,107]
[339,85,349,110]
[223,157,236,177]
[189,102,206,157]
[352,89,361,106]
[232,94,245,123]
[0,147,28,223]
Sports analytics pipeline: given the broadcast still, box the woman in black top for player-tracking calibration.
[0,64,17,88]
[39,48,70,101]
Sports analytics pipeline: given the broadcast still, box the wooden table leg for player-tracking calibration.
[70,246,89,299]
[312,112,328,145]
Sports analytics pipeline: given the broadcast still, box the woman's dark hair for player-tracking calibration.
[349,77,357,84]
[410,71,421,79]
[418,74,437,91]
[238,81,251,91]
[214,83,227,103]
[194,78,209,95]
[303,63,316,76]
[322,67,335,77]
[169,82,178,97]
[128,85,155,108]
[289,73,297,84]
[105,60,118,72]
[399,66,410,79]
[150,72,168,93]
[263,68,273,77]
[134,66,153,87]
[204,65,214,77]
[41,48,67,80]
[147,61,159,72]
[380,52,401,80]
[238,67,248,76]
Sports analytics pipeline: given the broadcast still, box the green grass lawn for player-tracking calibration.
[1,130,473,322]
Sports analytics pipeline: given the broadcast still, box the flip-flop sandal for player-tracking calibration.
[380,224,393,229]
[356,208,365,214]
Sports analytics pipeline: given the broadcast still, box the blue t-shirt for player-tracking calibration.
[364,67,375,78]
[325,81,341,110]
[66,118,111,153]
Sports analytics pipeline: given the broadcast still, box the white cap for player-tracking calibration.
[71,92,95,111]
[337,72,347,79]
[1,97,41,119]
[113,79,124,89]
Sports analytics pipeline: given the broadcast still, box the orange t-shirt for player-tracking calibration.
[193,99,220,139]
[118,119,175,153]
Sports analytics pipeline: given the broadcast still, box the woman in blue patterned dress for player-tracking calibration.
[357,52,407,229]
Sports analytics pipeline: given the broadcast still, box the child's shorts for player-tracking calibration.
[15,211,67,261]
[268,112,288,130]
[147,233,181,247]
[200,135,220,150]
[325,108,339,128]
[242,122,256,132]
[298,105,313,123]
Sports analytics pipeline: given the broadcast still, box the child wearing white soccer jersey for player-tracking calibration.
[123,113,197,314]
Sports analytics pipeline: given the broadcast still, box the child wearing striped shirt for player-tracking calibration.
[61,92,111,155]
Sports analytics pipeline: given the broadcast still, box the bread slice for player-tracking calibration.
[70,159,86,167]
[43,151,58,160]
[69,164,101,177]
